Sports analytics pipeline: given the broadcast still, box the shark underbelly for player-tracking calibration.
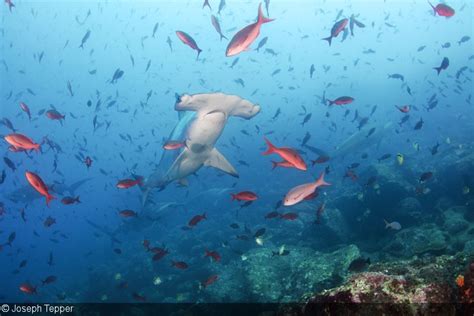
[186,111,226,147]
[166,111,228,181]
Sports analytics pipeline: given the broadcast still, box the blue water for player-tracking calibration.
[0,0,473,303]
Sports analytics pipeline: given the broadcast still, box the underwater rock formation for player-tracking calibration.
[205,244,360,302]
[303,253,473,315]
[442,206,469,235]
[457,260,474,305]
[384,224,447,257]
[397,197,424,224]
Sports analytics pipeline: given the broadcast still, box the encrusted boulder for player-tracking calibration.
[303,254,473,315]
[397,197,424,223]
[464,240,474,255]
[384,224,448,257]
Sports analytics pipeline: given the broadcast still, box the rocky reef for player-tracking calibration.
[204,244,360,302]
[301,253,474,315]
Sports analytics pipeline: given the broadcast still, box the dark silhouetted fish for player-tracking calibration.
[110,68,124,84]
[255,36,268,52]
[322,18,348,46]
[211,15,227,41]
[348,257,370,272]
[433,57,449,75]
[218,0,226,14]
[79,30,91,49]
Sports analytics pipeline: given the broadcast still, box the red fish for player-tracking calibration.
[150,247,165,254]
[344,169,358,181]
[119,210,138,218]
[265,211,280,219]
[395,105,410,113]
[231,191,258,201]
[271,160,295,170]
[116,177,143,189]
[45,109,65,122]
[311,155,330,165]
[25,171,55,206]
[263,138,307,171]
[205,249,221,262]
[8,146,27,153]
[61,196,81,205]
[419,171,433,183]
[322,18,349,46]
[20,102,31,120]
[201,275,218,288]
[19,283,37,294]
[84,156,92,169]
[176,31,202,59]
[280,212,298,220]
[171,261,188,269]
[328,96,354,106]
[44,216,56,227]
[303,190,319,200]
[188,213,206,227]
[226,3,274,57]
[151,248,169,261]
[428,2,455,17]
[132,292,147,302]
[5,0,15,12]
[4,133,40,152]
[283,172,330,206]
[163,141,185,150]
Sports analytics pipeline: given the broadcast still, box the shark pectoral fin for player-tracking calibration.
[166,149,188,178]
[205,148,239,178]
[178,178,189,187]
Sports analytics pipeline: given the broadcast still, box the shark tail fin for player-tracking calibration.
[204,148,239,178]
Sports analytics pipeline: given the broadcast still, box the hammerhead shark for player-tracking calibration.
[143,92,260,204]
